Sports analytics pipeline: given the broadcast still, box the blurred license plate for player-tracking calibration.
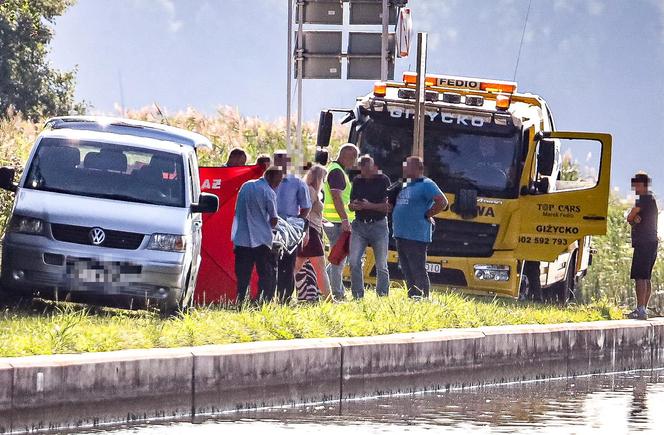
[426,263,441,273]
[68,261,107,283]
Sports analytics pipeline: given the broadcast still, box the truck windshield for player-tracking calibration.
[358,115,522,199]
[24,138,186,207]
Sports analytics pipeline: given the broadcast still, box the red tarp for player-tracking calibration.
[194,165,264,304]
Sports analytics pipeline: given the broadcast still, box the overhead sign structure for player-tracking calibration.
[286,0,409,156]
[412,32,428,160]
[296,0,343,25]
[296,31,343,79]
[292,0,406,81]
[348,0,398,25]
[347,32,395,80]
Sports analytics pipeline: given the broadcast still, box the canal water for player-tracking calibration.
[86,368,664,434]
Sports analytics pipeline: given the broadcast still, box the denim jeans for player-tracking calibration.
[324,223,346,299]
[395,238,430,298]
[349,218,389,298]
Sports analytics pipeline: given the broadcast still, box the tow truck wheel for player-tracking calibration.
[519,262,543,302]
[554,254,577,304]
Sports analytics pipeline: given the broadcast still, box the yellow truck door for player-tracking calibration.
[516,131,612,262]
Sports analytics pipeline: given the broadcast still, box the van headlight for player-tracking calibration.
[147,234,187,252]
[474,264,510,281]
[8,216,45,235]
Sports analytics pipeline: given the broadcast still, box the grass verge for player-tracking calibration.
[0,286,622,358]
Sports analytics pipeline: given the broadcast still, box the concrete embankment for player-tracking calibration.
[1,319,663,434]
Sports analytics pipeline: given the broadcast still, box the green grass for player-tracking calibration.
[0,286,622,358]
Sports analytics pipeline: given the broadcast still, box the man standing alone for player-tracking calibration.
[627,172,658,320]
[392,156,448,299]
[348,155,391,298]
[323,143,359,300]
[273,151,311,303]
[231,167,283,304]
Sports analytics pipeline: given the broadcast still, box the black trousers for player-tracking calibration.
[234,245,277,304]
[276,249,297,303]
[395,237,430,298]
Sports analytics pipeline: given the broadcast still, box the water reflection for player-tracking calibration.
[86,369,664,434]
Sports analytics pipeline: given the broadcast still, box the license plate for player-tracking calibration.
[68,261,107,283]
[66,260,140,285]
[426,263,441,273]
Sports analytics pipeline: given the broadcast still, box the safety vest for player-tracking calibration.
[323,161,354,223]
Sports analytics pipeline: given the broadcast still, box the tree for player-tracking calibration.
[0,0,83,119]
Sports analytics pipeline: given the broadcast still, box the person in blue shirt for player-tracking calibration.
[273,151,311,303]
[231,167,283,305]
[391,156,449,299]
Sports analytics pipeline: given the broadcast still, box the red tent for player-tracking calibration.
[194,165,264,304]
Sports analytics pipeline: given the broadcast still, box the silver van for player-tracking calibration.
[0,117,219,314]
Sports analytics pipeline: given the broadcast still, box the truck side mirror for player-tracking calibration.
[316,111,333,148]
[314,148,329,166]
[451,188,478,219]
[191,192,219,213]
[537,138,556,176]
[0,167,17,193]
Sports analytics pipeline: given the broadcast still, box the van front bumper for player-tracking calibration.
[1,233,188,301]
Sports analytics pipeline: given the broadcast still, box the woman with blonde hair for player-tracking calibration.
[296,164,331,299]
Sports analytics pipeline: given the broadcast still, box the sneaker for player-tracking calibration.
[638,307,649,320]
[626,309,641,319]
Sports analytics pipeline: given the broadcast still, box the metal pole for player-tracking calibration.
[412,32,427,159]
[295,1,304,172]
[380,0,389,81]
[286,0,293,153]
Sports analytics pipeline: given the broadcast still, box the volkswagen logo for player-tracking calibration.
[89,227,106,246]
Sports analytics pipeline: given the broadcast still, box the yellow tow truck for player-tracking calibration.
[317,72,611,301]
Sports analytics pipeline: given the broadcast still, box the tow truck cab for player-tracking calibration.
[317,72,612,300]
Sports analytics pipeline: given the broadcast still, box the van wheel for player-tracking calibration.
[0,278,32,308]
[159,269,192,317]
[519,262,543,302]
[554,254,577,304]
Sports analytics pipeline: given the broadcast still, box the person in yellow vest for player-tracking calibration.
[323,143,359,300]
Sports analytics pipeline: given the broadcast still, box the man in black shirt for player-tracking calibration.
[348,155,391,298]
[627,172,658,320]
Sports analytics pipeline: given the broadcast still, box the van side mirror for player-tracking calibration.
[537,138,556,176]
[0,167,17,193]
[192,192,219,213]
[316,111,333,148]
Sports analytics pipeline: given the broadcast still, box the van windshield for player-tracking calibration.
[24,138,186,207]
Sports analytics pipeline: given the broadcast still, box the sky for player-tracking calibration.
[48,0,664,194]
